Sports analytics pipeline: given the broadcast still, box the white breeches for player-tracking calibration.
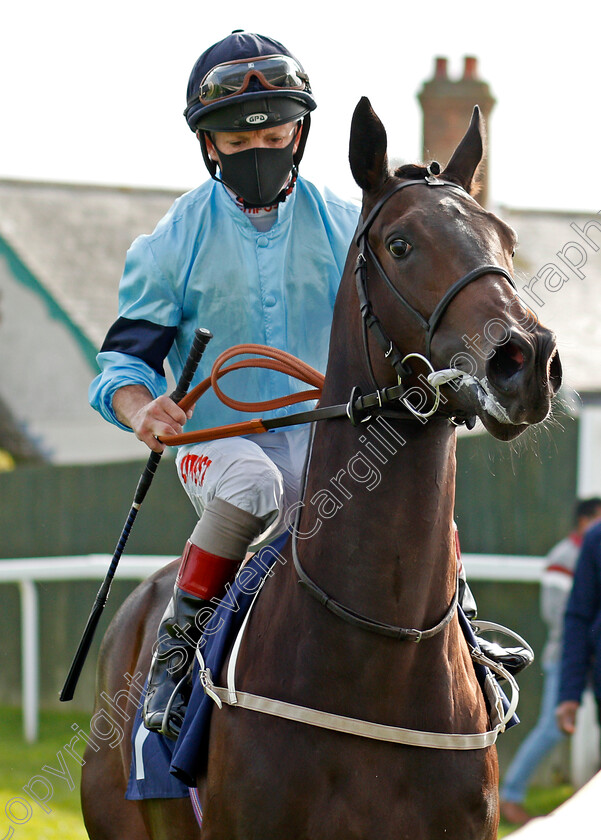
[175,425,311,551]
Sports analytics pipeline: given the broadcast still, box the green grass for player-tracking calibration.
[0,707,576,838]
[0,707,89,839]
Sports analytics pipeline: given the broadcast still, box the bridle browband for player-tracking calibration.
[354,174,516,394]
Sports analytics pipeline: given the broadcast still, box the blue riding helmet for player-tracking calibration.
[184,31,316,135]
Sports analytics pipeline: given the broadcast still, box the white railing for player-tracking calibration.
[0,552,543,743]
[0,555,170,742]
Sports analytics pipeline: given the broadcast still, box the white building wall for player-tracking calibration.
[577,405,601,497]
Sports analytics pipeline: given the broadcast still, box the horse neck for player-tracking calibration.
[298,270,459,630]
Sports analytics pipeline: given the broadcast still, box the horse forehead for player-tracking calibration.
[436,196,496,243]
[380,190,511,247]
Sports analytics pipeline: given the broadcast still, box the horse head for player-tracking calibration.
[347,97,562,441]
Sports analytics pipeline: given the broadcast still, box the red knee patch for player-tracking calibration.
[177,541,240,600]
[179,453,212,486]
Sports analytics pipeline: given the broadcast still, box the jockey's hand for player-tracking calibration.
[556,700,579,735]
[113,385,193,453]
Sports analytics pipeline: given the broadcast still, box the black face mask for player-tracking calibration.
[216,137,297,208]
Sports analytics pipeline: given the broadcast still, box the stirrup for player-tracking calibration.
[159,671,193,741]
[471,619,534,677]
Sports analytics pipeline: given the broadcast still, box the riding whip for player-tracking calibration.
[59,327,213,702]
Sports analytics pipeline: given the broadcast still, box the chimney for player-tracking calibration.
[417,56,496,206]
[434,57,448,79]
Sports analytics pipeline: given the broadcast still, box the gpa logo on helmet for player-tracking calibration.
[246,113,268,125]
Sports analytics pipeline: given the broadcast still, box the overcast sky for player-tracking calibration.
[3,1,600,212]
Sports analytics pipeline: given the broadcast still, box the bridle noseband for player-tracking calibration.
[354,175,516,396]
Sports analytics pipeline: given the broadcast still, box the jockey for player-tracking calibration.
[90,30,531,740]
[90,30,360,738]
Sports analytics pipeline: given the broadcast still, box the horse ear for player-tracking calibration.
[349,97,389,192]
[441,106,484,194]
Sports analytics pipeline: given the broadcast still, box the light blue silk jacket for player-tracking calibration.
[89,177,360,435]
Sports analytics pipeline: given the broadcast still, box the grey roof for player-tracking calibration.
[0,179,599,397]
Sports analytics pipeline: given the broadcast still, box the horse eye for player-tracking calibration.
[388,239,411,258]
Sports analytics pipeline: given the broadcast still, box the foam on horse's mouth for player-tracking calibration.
[472,376,513,424]
[428,369,513,424]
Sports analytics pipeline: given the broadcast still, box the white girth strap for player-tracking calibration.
[195,582,519,751]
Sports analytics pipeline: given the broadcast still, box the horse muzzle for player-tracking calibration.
[483,327,562,429]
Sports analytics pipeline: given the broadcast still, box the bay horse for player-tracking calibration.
[81,98,562,839]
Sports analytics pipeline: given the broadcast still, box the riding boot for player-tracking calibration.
[143,499,265,739]
[142,581,208,739]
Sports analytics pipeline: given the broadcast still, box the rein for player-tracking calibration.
[159,345,426,447]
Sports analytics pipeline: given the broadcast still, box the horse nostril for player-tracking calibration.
[548,349,563,395]
[488,340,526,383]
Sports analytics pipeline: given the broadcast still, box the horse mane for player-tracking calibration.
[393,162,483,197]
[393,163,429,180]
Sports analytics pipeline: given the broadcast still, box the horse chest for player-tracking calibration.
[202,587,497,839]
[203,712,498,840]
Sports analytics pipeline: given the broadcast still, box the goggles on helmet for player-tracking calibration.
[196,54,310,105]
